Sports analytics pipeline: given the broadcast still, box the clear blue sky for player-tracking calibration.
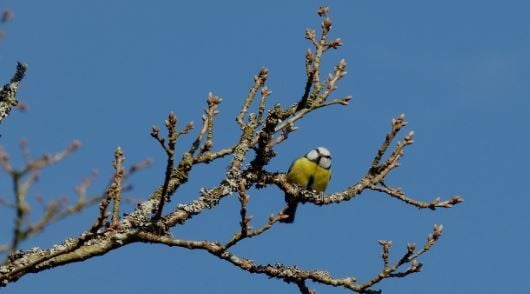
[0,1,528,293]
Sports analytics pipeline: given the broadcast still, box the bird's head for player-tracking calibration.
[305,147,332,169]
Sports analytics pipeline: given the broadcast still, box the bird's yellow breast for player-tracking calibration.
[286,157,331,192]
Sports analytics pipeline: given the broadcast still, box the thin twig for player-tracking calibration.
[357,225,443,292]
[152,112,193,221]
[153,112,178,220]
[256,86,272,126]
[225,210,283,249]
[369,184,463,209]
[369,114,407,174]
[236,68,268,127]
[109,147,125,227]
[189,92,221,156]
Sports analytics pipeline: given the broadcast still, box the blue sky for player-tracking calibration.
[0,1,529,293]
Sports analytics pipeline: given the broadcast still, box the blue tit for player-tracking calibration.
[280,147,332,223]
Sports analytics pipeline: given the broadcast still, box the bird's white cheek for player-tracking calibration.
[306,150,319,161]
[319,157,331,169]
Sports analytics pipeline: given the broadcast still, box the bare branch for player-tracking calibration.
[152,112,193,221]
[2,141,80,258]
[237,68,268,127]
[225,209,283,249]
[137,232,362,291]
[189,92,221,156]
[369,114,407,174]
[0,62,27,124]
[357,225,443,292]
[378,240,392,270]
[19,140,81,175]
[369,184,464,209]
[0,145,13,173]
[257,86,272,126]
[92,189,112,235]
[109,147,125,227]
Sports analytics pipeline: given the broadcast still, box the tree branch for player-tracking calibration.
[0,62,27,124]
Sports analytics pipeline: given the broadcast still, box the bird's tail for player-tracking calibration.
[280,195,298,223]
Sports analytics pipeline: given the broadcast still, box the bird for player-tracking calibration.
[280,147,332,223]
